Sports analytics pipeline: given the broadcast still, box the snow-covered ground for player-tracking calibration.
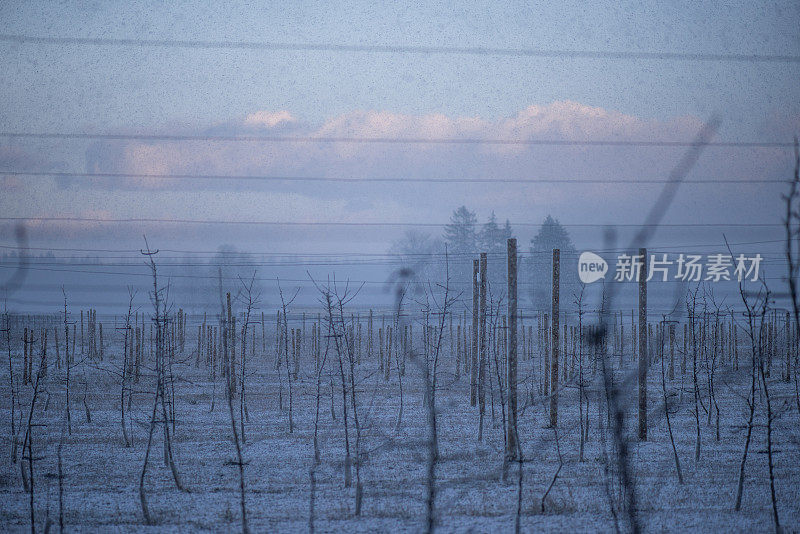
[1,325,799,532]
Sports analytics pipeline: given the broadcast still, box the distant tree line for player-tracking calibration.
[390,206,576,308]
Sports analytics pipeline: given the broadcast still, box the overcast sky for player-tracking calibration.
[0,1,798,257]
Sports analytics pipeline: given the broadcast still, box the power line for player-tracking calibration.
[6,242,790,261]
[0,238,786,256]
[3,258,787,272]
[0,170,788,185]
[0,131,792,148]
[5,251,788,268]
[0,263,784,287]
[2,253,786,265]
[0,216,783,228]
[1,33,798,63]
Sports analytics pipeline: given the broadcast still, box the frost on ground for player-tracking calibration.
[1,324,799,533]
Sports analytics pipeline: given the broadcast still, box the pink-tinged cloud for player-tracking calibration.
[243,110,297,128]
[492,102,703,146]
[80,101,785,197]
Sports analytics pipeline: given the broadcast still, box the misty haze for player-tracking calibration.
[1,2,799,533]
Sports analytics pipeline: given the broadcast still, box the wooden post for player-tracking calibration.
[550,249,560,428]
[786,312,791,381]
[210,327,215,378]
[294,328,300,379]
[388,326,394,378]
[682,323,688,375]
[229,295,237,391]
[291,328,296,377]
[620,314,625,368]
[463,312,469,376]
[638,248,648,441]
[312,323,317,371]
[54,327,60,369]
[379,328,386,380]
[357,318,362,364]
[767,315,773,376]
[275,311,281,370]
[543,313,550,395]
[471,259,479,407]
[22,326,29,384]
[403,325,408,366]
[316,314,321,367]
[449,313,454,368]
[563,323,568,382]
[478,253,487,437]
[669,323,675,380]
[528,325,533,362]
[456,324,462,380]
[197,325,203,367]
[402,324,407,376]
[368,310,373,364]
[632,310,636,361]
[23,327,28,385]
[506,239,518,458]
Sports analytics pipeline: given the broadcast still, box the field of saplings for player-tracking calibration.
[2,271,799,532]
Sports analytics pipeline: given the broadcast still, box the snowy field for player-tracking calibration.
[1,322,799,533]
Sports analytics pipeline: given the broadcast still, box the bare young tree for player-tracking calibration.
[588,120,717,532]
[659,315,683,484]
[3,310,18,462]
[312,275,365,513]
[389,285,406,432]
[422,250,456,532]
[309,294,334,534]
[731,277,766,512]
[57,413,65,533]
[574,285,588,462]
[237,272,260,443]
[21,329,46,532]
[314,298,335,465]
[478,253,487,441]
[277,279,300,433]
[222,289,250,534]
[62,290,73,436]
[686,284,704,463]
[707,293,728,442]
[119,288,136,448]
[745,279,782,532]
[391,246,457,533]
[783,138,800,413]
[139,239,185,525]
